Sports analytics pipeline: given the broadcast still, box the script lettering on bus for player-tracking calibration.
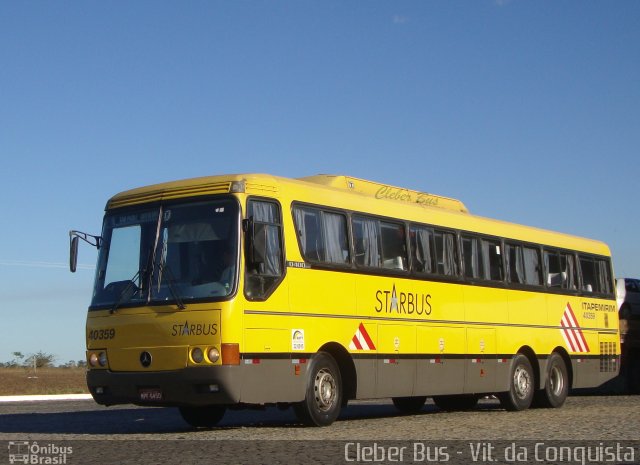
[375,186,440,207]
[171,321,218,337]
[374,284,432,317]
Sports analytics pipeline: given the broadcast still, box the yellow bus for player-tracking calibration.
[69,173,620,427]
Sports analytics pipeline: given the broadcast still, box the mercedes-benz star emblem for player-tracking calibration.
[140,351,152,368]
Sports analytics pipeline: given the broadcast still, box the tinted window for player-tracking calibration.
[544,250,576,290]
[410,225,434,273]
[462,235,484,279]
[506,243,541,286]
[352,216,406,270]
[483,238,504,281]
[433,230,458,276]
[293,206,350,265]
[579,255,613,295]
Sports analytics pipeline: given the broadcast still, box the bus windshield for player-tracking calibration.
[91,198,239,310]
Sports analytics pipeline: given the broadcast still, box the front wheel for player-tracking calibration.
[499,354,535,411]
[533,353,568,408]
[179,405,226,427]
[294,352,342,426]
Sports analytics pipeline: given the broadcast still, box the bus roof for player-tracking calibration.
[106,173,611,257]
[298,175,469,213]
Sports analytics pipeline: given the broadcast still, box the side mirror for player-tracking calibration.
[70,235,79,273]
[69,230,101,273]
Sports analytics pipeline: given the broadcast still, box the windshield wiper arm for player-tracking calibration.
[111,270,141,314]
[157,262,186,310]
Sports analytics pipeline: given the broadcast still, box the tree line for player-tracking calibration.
[1,351,87,368]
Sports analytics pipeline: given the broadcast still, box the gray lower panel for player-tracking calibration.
[416,359,464,396]
[239,358,307,403]
[376,358,415,398]
[571,357,619,388]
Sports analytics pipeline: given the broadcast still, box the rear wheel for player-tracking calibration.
[432,394,478,411]
[179,405,226,427]
[294,352,342,426]
[499,354,534,411]
[392,396,427,413]
[533,353,568,408]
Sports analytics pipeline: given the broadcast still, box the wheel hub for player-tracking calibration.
[314,368,336,412]
[514,366,531,399]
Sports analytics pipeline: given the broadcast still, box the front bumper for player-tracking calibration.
[87,365,242,407]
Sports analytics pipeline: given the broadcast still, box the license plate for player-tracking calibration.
[139,389,163,402]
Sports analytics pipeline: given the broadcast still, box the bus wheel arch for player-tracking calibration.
[318,342,357,404]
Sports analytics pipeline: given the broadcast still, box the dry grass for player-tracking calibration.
[0,367,89,396]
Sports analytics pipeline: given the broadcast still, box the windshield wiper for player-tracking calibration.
[157,261,186,310]
[153,227,186,310]
[111,270,141,314]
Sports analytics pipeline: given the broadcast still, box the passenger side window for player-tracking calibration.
[462,235,484,279]
[544,250,577,290]
[410,225,434,273]
[506,243,541,286]
[579,255,613,295]
[352,215,407,270]
[353,216,381,268]
[522,246,542,286]
[482,238,504,281]
[380,221,406,270]
[433,230,458,276]
[293,206,350,265]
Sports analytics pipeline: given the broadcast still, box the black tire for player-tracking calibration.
[432,394,478,411]
[628,351,640,394]
[392,396,427,413]
[179,405,226,427]
[499,354,535,411]
[294,352,342,426]
[533,353,569,408]
[620,305,630,321]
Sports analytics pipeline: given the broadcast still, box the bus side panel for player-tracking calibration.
[240,271,301,403]
[239,357,307,403]
[241,327,307,403]
[376,324,416,397]
[464,328,497,394]
[415,325,465,396]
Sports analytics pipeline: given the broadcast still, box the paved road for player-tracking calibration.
[1,396,639,464]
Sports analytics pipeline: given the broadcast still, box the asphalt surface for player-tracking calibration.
[1,396,639,464]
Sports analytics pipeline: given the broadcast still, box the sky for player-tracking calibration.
[0,1,638,365]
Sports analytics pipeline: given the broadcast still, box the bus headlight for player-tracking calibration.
[89,353,99,367]
[207,347,220,363]
[98,351,108,367]
[191,347,204,364]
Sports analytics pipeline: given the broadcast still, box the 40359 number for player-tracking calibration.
[88,328,116,340]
